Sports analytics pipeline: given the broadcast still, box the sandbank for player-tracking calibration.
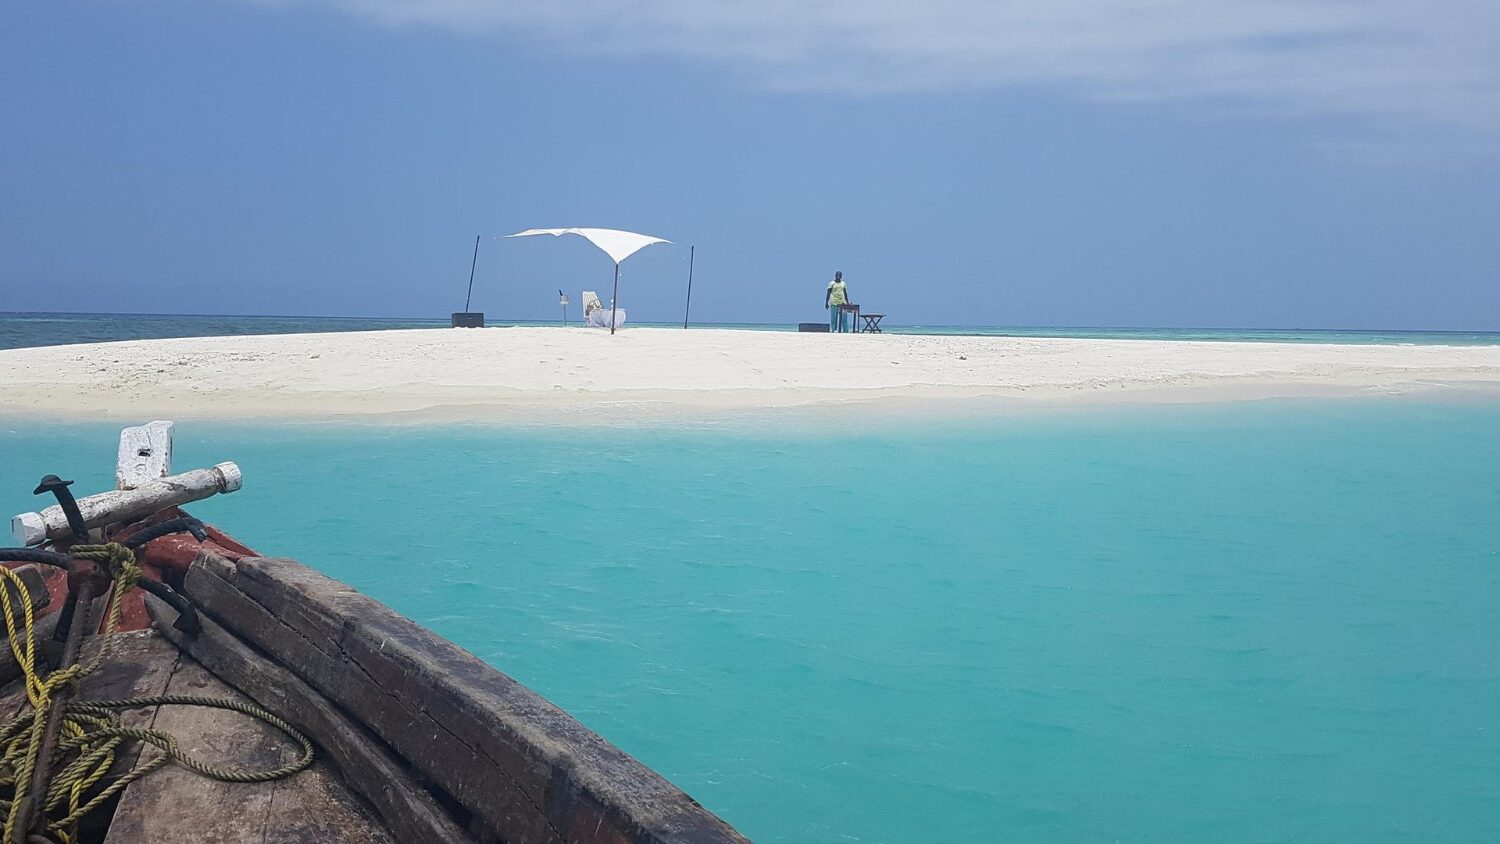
[1,328,1498,423]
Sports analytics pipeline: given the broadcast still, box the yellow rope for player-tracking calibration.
[0,544,313,843]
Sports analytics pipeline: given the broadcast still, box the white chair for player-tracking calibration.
[581,291,626,329]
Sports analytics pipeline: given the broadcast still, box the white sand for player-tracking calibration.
[1,328,1498,422]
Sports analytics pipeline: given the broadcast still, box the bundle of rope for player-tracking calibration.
[0,543,312,844]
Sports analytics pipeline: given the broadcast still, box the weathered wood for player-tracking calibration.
[0,565,56,685]
[181,558,556,842]
[260,759,396,844]
[77,629,183,774]
[0,614,59,687]
[116,421,174,491]
[11,463,243,546]
[0,564,52,623]
[0,676,29,719]
[103,654,274,843]
[147,593,471,843]
[75,629,182,705]
[0,628,181,841]
[0,617,167,720]
[0,567,65,716]
[104,640,392,844]
[185,553,748,844]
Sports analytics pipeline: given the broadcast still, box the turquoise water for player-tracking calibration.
[2,401,1498,841]
[4,311,1498,350]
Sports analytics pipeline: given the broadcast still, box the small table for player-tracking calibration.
[837,303,860,333]
[859,313,885,333]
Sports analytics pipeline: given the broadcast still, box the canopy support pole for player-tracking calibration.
[683,245,695,329]
[463,235,480,312]
[610,262,620,335]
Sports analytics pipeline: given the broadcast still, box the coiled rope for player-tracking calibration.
[0,543,313,843]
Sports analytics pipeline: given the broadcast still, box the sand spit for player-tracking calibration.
[1,328,1498,422]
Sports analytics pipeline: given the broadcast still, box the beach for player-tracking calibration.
[2,327,1499,421]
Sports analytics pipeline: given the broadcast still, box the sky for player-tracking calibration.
[2,0,1499,329]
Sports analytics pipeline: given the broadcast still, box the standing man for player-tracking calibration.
[826,271,850,333]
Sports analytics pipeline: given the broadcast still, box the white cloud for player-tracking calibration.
[254,0,1500,138]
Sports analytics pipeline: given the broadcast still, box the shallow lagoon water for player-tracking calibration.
[2,399,1498,842]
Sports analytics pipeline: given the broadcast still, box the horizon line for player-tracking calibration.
[2,310,1499,336]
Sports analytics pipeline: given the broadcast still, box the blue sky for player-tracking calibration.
[3,1,1498,329]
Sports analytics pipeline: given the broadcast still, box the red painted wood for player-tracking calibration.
[108,508,260,631]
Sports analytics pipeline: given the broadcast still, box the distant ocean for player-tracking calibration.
[3,311,1498,351]
[2,401,1497,842]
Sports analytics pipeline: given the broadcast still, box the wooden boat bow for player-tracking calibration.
[0,424,749,843]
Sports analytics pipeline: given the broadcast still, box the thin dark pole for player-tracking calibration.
[609,262,620,336]
[682,244,695,329]
[463,235,480,311]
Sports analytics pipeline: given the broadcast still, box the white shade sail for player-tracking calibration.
[506,227,670,264]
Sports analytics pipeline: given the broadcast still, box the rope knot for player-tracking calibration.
[67,543,141,590]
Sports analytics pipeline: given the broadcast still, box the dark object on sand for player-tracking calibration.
[798,323,830,332]
[452,235,485,327]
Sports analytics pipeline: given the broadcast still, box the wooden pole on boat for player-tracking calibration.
[11,463,242,546]
[683,245,695,329]
[609,262,620,336]
[14,578,97,842]
[463,235,480,312]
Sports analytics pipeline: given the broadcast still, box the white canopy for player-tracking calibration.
[506,227,670,265]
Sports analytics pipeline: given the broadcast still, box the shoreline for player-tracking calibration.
[4,382,1500,430]
[2,327,1498,424]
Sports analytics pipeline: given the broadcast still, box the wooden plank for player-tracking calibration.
[180,560,543,840]
[102,653,274,843]
[0,628,167,798]
[116,420,174,490]
[104,640,392,844]
[0,565,53,621]
[185,553,748,844]
[0,613,59,688]
[75,628,181,738]
[0,680,28,719]
[187,556,565,842]
[65,626,184,808]
[260,761,395,844]
[23,628,179,843]
[0,567,79,719]
[0,628,179,844]
[0,565,62,686]
[0,618,173,728]
[147,593,470,843]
